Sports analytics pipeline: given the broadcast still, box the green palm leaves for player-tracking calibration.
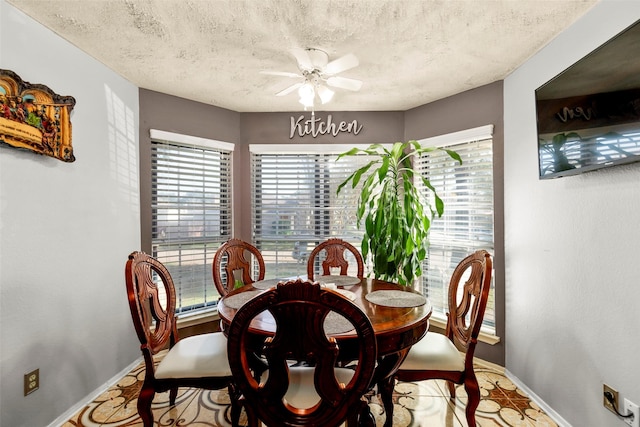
[337,141,461,286]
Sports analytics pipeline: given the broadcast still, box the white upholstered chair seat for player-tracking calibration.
[155,333,232,379]
[400,332,465,372]
[261,366,356,409]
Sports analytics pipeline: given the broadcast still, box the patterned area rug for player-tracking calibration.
[62,360,558,427]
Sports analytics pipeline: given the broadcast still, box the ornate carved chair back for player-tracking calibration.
[446,249,493,353]
[227,278,377,427]
[307,238,364,280]
[213,239,266,297]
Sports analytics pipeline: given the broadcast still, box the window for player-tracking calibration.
[250,144,374,279]
[150,130,233,314]
[415,125,495,333]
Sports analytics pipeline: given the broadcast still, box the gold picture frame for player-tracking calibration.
[1,69,76,162]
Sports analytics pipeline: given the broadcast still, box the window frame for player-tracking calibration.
[416,125,496,335]
[148,129,234,316]
[249,144,378,279]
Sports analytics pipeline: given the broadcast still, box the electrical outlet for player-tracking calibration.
[624,399,639,427]
[24,369,39,396]
[604,384,619,414]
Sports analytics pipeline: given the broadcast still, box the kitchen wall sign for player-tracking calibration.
[290,114,363,139]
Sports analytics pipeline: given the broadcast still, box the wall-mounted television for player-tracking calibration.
[535,19,640,179]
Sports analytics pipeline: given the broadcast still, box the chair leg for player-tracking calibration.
[358,400,375,427]
[228,383,241,427]
[346,407,358,426]
[346,400,375,427]
[447,380,456,399]
[463,376,480,427]
[169,386,178,405]
[137,385,155,427]
[243,400,260,427]
[378,376,395,427]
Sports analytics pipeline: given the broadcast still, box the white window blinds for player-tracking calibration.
[151,131,233,314]
[249,145,374,279]
[415,126,495,332]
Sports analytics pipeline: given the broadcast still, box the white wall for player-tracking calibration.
[504,1,640,426]
[0,2,141,426]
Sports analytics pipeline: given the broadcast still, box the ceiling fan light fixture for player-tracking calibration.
[298,82,314,98]
[262,48,362,110]
[317,85,334,104]
[298,82,315,108]
[298,97,314,109]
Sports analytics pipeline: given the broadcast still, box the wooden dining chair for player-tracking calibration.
[227,278,377,427]
[125,251,239,427]
[212,238,266,297]
[378,250,492,427]
[307,238,365,280]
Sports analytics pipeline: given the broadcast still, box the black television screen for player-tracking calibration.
[535,20,640,179]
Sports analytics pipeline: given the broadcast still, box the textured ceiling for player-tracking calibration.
[7,0,598,112]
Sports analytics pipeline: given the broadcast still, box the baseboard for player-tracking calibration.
[505,369,573,427]
[473,356,505,373]
[47,357,142,427]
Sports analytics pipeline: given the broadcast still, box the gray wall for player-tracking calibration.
[504,1,640,426]
[0,2,141,426]
[405,81,505,365]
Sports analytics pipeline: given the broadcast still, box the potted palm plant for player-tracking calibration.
[337,141,461,287]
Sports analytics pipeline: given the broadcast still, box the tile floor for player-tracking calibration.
[61,359,558,427]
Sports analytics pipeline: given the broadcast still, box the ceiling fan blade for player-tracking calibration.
[290,48,314,71]
[324,53,359,75]
[260,70,301,78]
[326,76,363,92]
[276,82,304,97]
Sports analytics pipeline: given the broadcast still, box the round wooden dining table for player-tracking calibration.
[217,276,432,427]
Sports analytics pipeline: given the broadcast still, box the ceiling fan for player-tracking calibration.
[261,48,363,109]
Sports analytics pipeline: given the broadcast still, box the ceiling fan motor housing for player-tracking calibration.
[299,48,329,71]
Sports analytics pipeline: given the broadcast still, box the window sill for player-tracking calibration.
[428,316,501,345]
[177,307,220,329]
